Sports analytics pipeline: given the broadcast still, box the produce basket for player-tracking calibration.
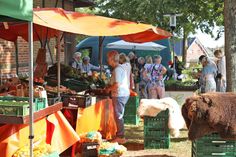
[62,94,92,108]
[62,79,90,92]
[44,75,58,87]
[80,142,99,157]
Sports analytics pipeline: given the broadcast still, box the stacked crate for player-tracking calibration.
[144,109,170,149]
[0,96,46,116]
[192,133,236,157]
[123,96,140,125]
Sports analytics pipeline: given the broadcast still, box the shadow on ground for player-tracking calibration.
[171,137,188,142]
[122,152,175,157]
[124,142,144,151]
[134,155,174,157]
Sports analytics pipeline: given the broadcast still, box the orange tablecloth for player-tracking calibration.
[0,111,80,157]
[76,98,117,139]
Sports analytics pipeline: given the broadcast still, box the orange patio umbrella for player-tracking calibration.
[0,8,171,42]
[32,8,171,42]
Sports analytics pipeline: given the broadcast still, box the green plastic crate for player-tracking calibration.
[144,110,169,129]
[124,115,140,125]
[0,96,46,116]
[124,96,140,116]
[192,133,236,157]
[0,102,31,116]
[144,117,168,129]
[144,109,170,149]
[124,106,138,116]
[144,128,170,139]
[126,96,139,108]
[144,137,170,149]
[34,98,46,111]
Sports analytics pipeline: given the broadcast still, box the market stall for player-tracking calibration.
[0,111,79,157]
[0,1,81,157]
[0,6,171,157]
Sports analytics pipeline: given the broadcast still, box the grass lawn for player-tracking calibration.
[122,121,192,157]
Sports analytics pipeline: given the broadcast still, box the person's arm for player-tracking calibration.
[161,66,167,75]
[105,82,119,91]
[71,61,77,69]
[78,63,84,72]
[89,63,100,71]
[105,67,123,91]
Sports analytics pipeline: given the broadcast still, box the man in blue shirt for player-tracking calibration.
[79,56,100,75]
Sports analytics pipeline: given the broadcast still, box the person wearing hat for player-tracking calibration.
[69,52,82,69]
[78,56,100,75]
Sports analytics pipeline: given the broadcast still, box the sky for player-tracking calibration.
[191,27,225,48]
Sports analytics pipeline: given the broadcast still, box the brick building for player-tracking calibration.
[173,37,211,67]
[0,0,94,78]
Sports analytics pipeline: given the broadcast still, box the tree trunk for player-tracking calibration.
[182,28,188,65]
[224,0,236,92]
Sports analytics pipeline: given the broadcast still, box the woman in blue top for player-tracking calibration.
[199,55,217,93]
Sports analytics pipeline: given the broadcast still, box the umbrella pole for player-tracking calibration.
[28,21,34,157]
[57,32,61,98]
[99,36,105,74]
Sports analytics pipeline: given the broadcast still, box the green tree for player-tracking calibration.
[94,0,224,63]
[224,0,236,92]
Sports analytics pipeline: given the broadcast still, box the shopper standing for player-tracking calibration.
[214,50,226,92]
[147,55,167,99]
[106,50,130,144]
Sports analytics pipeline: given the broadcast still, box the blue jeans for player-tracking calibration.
[112,96,129,138]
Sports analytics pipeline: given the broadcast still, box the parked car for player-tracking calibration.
[76,36,172,67]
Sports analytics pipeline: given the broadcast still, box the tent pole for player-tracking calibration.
[57,32,61,98]
[28,21,34,157]
[14,40,19,75]
[171,35,176,80]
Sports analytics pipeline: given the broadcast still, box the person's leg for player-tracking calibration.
[221,79,226,92]
[157,86,165,99]
[148,83,158,99]
[112,96,129,138]
[205,79,216,92]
